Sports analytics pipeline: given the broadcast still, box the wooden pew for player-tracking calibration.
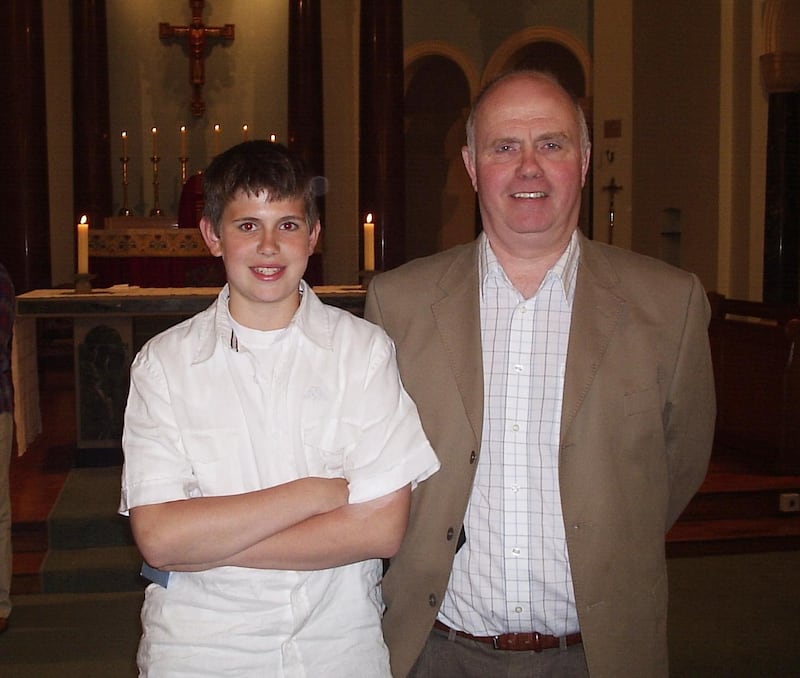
[708,292,800,474]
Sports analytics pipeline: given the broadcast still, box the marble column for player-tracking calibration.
[0,0,51,293]
[761,52,800,304]
[288,0,324,178]
[288,0,324,283]
[72,0,113,233]
[359,0,405,271]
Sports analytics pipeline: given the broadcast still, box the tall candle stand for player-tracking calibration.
[180,156,189,185]
[150,154,163,216]
[118,154,133,216]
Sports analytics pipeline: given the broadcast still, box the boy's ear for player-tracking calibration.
[308,220,321,255]
[199,217,222,257]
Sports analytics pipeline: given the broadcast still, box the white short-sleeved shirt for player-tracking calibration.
[120,282,439,677]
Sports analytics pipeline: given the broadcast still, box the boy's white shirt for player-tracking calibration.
[120,281,439,676]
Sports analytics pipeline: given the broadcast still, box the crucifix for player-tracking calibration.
[602,177,623,245]
[159,0,235,117]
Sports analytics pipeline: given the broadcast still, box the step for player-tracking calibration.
[47,466,134,550]
[41,545,146,594]
[678,487,800,522]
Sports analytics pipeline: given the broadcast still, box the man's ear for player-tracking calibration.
[199,217,222,257]
[461,145,478,192]
[580,142,592,188]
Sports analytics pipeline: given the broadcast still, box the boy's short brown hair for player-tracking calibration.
[202,140,320,236]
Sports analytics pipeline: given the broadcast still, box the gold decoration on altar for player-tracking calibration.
[90,228,211,258]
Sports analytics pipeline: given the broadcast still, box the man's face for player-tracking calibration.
[462,75,590,258]
[200,190,319,330]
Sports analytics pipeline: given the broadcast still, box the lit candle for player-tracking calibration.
[213,124,221,155]
[269,133,277,143]
[242,124,249,141]
[180,125,187,157]
[363,213,375,271]
[121,130,128,158]
[77,215,89,275]
[151,127,158,157]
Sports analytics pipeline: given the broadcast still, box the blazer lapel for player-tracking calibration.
[561,239,626,436]
[431,243,484,443]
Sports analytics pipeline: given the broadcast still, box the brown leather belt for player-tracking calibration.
[433,619,582,652]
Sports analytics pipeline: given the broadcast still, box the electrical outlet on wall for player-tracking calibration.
[778,493,800,513]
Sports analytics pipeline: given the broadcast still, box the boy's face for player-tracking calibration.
[200,189,320,330]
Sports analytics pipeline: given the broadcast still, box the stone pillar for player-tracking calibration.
[288,0,324,177]
[359,0,405,272]
[760,2,800,303]
[0,0,51,292]
[288,0,324,283]
[72,0,112,232]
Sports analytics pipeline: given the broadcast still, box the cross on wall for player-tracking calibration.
[159,0,235,117]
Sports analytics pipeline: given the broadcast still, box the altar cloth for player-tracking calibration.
[12,285,366,455]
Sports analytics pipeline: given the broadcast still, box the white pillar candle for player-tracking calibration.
[77,215,89,275]
[363,213,375,271]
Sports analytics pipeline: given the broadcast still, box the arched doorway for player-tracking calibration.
[404,54,474,261]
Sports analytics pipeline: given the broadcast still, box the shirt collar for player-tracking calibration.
[194,281,332,363]
[478,229,581,303]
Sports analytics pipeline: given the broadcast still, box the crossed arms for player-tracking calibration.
[130,479,410,572]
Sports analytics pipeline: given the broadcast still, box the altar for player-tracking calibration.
[87,219,322,287]
[88,217,226,288]
[13,284,366,462]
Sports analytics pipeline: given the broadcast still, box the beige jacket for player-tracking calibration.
[365,235,716,678]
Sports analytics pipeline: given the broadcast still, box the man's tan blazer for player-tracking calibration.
[365,234,716,678]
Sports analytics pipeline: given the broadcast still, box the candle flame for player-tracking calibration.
[121,131,127,138]
[214,124,221,132]
[151,127,157,134]
[80,215,88,225]
[366,213,373,224]
[270,133,276,142]
[180,125,186,133]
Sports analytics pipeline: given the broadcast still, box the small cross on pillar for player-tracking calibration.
[602,177,623,245]
[159,0,235,117]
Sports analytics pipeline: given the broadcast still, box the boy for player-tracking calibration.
[119,141,439,676]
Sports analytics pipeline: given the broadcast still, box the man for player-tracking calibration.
[365,70,716,677]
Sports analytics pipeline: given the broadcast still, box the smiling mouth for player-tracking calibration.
[253,266,282,276]
[511,191,547,199]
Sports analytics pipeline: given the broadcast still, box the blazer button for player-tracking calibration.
[446,527,454,540]
[429,594,437,607]
[469,450,476,464]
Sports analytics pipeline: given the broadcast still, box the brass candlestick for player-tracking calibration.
[118,155,133,216]
[180,156,189,185]
[150,155,163,216]
[73,273,94,293]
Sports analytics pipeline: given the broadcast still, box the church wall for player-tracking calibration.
[632,0,721,291]
[747,0,768,300]
[593,0,634,250]
[718,0,758,299]
[320,0,361,284]
[39,1,766,293]
[106,1,289,218]
[404,0,591,79]
[43,0,74,287]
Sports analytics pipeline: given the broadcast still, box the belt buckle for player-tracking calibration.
[492,631,544,651]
